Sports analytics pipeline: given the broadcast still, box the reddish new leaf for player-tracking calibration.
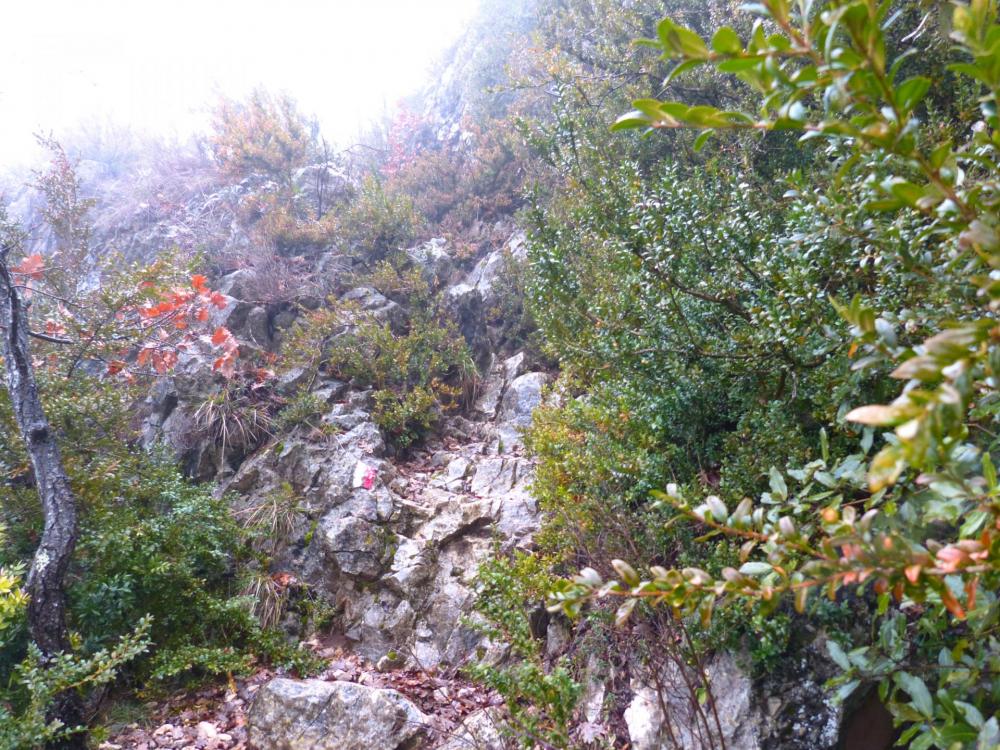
[211,326,232,346]
[11,254,44,278]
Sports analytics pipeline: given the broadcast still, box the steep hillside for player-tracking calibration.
[2,1,999,749]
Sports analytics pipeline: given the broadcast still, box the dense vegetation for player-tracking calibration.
[1,0,999,748]
[528,1,1000,748]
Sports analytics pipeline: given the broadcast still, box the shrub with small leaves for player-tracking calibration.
[339,175,423,262]
[467,552,580,749]
[285,294,476,450]
[551,2,1000,746]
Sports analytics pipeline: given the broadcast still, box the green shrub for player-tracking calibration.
[371,387,438,450]
[468,552,580,748]
[550,2,1000,747]
[484,248,537,355]
[0,373,320,738]
[364,256,433,303]
[381,113,526,237]
[210,89,315,184]
[330,311,474,448]
[340,175,422,262]
[273,391,331,434]
[0,619,151,749]
[525,387,682,567]
[283,294,476,450]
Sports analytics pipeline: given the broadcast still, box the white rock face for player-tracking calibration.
[624,652,759,750]
[500,372,547,425]
[248,678,428,750]
[405,237,454,286]
[438,709,506,750]
[460,230,529,307]
[494,371,548,451]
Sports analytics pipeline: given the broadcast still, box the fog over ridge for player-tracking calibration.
[0,0,478,167]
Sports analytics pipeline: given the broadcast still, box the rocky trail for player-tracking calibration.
[121,231,553,748]
[101,645,505,749]
[105,370,538,750]
[112,231,851,750]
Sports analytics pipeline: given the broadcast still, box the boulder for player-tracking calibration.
[460,230,528,308]
[292,162,351,216]
[342,286,408,332]
[624,660,758,750]
[248,678,428,750]
[210,295,272,349]
[499,372,548,426]
[470,457,518,497]
[445,456,471,486]
[622,649,842,750]
[215,268,257,300]
[503,351,527,382]
[404,237,453,288]
[275,365,312,396]
[438,709,505,750]
[244,305,272,348]
[467,250,506,306]
[473,356,506,419]
[316,511,388,580]
[492,483,538,539]
[384,537,436,595]
[444,283,489,365]
[474,351,529,419]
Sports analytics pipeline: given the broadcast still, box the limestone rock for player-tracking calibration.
[625,652,758,750]
[215,268,257,300]
[500,372,547,426]
[460,230,528,308]
[248,678,427,750]
[474,359,506,418]
[342,286,408,332]
[474,352,528,420]
[470,457,518,497]
[492,371,548,452]
[316,511,388,580]
[405,237,453,287]
[444,283,489,364]
[292,162,351,213]
[438,709,505,750]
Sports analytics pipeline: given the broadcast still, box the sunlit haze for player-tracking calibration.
[0,0,479,166]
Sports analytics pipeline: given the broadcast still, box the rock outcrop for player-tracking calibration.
[248,678,428,750]
[141,232,544,672]
[221,374,542,669]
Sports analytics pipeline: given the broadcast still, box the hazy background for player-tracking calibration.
[0,0,478,167]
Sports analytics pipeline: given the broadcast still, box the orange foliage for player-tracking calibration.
[210,89,315,183]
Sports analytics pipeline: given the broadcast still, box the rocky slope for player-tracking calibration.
[122,218,878,750]
[142,227,540,663]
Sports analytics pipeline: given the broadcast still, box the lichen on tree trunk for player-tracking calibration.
[0,246,86,749]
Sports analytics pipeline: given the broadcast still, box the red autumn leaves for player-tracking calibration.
[210,325,239,378]
[836,531,992,621]
[9,254,241,381]
[10,254,45,278]
[133,274,236,376]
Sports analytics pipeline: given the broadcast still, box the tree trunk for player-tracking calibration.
[0,250,86,749]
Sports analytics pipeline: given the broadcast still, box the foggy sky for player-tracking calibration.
[0,0,478,166]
